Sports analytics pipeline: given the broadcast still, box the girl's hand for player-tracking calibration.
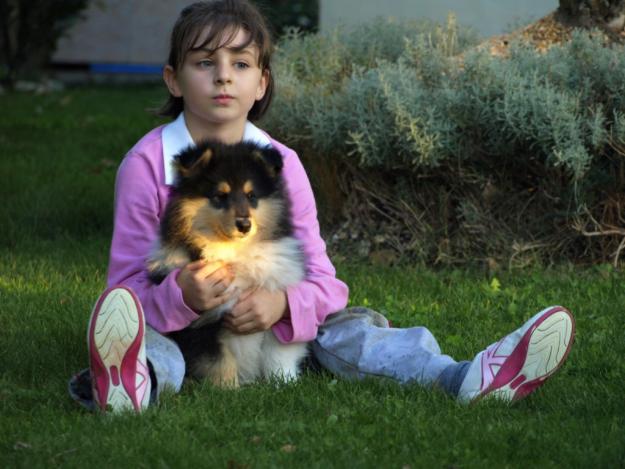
[176,260,235,312]
[224,288,288,334]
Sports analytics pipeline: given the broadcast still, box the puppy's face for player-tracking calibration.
[203,178,261,240]
[174,141,285,241]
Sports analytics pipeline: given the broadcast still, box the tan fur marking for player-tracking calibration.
[171,198,205,240]
[254,198,284,239]
[170,198,228,247]
[179,198,205,221]
[191,203,228,240]
[243,180,254,194]
[174,160,189,178]
[199,148,213,165]
[252,150,276,177]
[175,149,212,178]
[217,182,231,194]
[208,344,239,388]
[187,340,239,388]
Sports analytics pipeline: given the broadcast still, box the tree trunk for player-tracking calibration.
[0,0,18,88]
[558,0,625,27]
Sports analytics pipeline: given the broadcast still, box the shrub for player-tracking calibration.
[0,0,89,88]
[254,0,319,36]
[261,18,625,266]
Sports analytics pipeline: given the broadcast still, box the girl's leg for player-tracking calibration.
[312,307,468,395]
[144,326,185,396]
[68,286,185,413]
[313,305,575,404]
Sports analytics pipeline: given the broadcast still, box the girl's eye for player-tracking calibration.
[235,62,249,70]
[198,59,213,68]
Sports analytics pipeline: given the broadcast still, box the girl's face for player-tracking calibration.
[164,27,268,134]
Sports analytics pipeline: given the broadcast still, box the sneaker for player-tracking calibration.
[87,286,151,413]
[458,306,575,403]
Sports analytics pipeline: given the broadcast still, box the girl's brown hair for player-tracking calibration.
[159,0,274,121]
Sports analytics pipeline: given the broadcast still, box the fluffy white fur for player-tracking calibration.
[149,236,307,384]
[222,328,306,385]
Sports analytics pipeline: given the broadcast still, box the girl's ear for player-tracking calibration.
[163,65,182,97]
[255,69,269,101]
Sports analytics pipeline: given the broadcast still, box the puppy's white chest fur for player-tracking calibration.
[192,236,304,328]
[194,236,307,384]
[204,237,303,291]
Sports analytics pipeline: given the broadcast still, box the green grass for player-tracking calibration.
[1,86,624,468]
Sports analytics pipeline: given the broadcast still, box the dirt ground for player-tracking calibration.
[480,8,625,57]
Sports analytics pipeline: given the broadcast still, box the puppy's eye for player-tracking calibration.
[211,193,228,204]
[246,192,257,203]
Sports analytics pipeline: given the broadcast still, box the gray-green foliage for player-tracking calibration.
[268,24,625,179]
[263,18,625,264]
[268,16,479,168]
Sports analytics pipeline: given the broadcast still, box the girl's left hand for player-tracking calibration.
[224,288,288,334]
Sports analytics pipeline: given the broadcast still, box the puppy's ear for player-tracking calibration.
[174,143,213,179]
[253,146,283,179]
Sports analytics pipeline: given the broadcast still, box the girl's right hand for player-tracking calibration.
[176,260,235,313]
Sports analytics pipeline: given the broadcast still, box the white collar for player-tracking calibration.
[161,113,272,185]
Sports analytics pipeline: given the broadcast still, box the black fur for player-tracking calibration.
[149,140,298,380]
[169,139,293,243]
[168,320,223,368]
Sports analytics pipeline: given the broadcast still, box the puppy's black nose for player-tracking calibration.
[235,217,251,233]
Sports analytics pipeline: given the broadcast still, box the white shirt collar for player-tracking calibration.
[161,112,272,185]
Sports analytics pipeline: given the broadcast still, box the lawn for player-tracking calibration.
[1,87,624,468]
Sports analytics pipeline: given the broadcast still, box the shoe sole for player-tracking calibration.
[88,286,147,412]
[478,306,575,402]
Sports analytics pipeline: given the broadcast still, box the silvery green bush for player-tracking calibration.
[262,18,625,265]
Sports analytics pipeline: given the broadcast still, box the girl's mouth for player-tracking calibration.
[213,94,234,105]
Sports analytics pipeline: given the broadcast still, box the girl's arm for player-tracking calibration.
[106,151,200,333]
[271,143,350,343]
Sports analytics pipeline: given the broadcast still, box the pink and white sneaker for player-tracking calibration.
[87,286,151,413]
[458,306,575,403]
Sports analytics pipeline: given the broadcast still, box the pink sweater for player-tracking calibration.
[107,116,349,343]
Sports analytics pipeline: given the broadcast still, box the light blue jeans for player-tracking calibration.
[146,307,465,396]
[69,307,468,408]
[312,307,461,386]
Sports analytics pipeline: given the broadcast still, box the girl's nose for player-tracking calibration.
[214,64,232,85]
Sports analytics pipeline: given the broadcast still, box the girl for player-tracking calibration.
[69,0,574,413]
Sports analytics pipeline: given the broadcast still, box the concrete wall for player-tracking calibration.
[53,0,189,65]
[53,0,560,66]
[319,0,558,37]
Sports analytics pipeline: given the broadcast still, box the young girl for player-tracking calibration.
[69,0,575,413]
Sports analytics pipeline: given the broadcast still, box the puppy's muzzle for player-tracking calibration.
[235,217,252,234]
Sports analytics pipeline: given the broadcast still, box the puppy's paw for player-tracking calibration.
[208,346,240,389]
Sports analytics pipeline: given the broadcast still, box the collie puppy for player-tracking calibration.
[147,140,307,387]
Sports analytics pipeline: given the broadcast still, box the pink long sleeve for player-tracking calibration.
[106,129,200,333]
[270,139,349,343]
